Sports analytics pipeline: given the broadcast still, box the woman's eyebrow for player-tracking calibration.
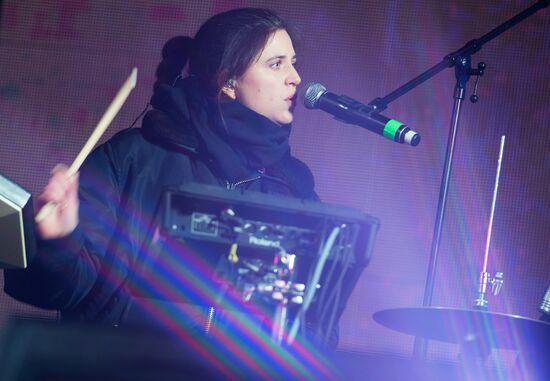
[265,54,297,62]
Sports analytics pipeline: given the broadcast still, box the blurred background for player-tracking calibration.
[1,0,549,373]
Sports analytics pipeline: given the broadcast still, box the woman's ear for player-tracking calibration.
[221,79,237,100]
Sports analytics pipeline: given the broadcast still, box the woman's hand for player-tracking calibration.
[35,164,79,239]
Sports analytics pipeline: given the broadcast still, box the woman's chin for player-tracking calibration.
[274,112,293,126]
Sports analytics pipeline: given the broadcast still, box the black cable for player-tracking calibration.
[128,103,150,129]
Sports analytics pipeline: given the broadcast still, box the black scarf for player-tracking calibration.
[143,76,316,199]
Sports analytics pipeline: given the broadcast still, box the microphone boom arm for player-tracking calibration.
[368,0,549,112]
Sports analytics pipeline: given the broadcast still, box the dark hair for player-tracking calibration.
[154,36,194,89]
[190,8,296,97]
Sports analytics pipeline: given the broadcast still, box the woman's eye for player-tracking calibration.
[271,60,282,69]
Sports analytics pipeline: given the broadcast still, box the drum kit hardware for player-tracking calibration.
[375,134,550,364]
[158,184,379,346]
[370,4,550,374]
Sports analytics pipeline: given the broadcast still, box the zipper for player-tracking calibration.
[226,175,262,190]
[226,168,265,190]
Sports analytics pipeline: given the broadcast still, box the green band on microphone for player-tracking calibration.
[383,119,403,141]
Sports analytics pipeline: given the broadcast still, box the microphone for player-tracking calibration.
[301,83,420,146]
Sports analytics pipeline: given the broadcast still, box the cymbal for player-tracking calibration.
[373,307,550,351]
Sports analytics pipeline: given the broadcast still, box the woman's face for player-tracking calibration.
[223,29,301,125]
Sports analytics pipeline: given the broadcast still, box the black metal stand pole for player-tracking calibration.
[412,59,470,358]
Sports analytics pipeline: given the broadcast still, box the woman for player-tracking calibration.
[5,8,336,347]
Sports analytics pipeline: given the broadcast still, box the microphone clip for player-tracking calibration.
[337,95,378,115]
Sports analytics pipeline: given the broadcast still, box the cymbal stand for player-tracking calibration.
[474,136,506,309]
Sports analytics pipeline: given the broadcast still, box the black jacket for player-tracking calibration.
[4,78,318,326]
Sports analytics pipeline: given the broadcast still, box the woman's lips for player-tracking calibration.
[286,93,296,106]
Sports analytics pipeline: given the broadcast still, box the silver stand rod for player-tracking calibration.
[475,136,506,309]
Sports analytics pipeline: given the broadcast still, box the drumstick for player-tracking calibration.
[35,67,138,223]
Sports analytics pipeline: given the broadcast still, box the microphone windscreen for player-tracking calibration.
[301,82,326,109]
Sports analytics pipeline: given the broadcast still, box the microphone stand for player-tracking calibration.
[364,0,549,359]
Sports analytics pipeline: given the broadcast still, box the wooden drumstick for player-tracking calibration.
[35,67,138,223]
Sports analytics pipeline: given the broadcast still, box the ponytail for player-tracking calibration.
[154,36,194,89]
